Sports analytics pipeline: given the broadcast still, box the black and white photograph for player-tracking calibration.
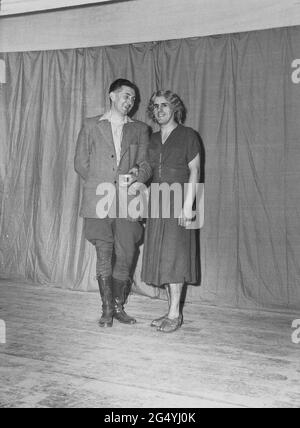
[0,0,300,410]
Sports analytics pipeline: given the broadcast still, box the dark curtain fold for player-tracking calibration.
[1,27,300,311]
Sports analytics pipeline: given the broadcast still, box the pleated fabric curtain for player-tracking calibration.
[1,27,300,311]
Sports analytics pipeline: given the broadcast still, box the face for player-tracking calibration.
[110,85,136,116]
[152,96,175,126]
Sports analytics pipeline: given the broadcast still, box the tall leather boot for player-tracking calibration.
[112,278,136,324]
[97,276,114,328]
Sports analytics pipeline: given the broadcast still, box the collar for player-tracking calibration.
[99,110,134,124]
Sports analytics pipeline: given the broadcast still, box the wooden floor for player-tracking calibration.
[0,280,299,408]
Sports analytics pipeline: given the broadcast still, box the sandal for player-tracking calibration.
[157,314,183,333]
[150,314,168,327]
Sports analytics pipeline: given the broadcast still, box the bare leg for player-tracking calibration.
[150,284,170,327]
[165,284,170,308]
[157,282,184,332]
[168,283,183,319]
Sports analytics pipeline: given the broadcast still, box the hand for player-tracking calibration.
[125,174,137,187]
[119,174,136,188]
[119,167,139,188]
[128,181,144,196]
[128,166,139,177]
[179,205,195,228]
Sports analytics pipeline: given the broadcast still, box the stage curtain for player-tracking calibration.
[1,27,300,311]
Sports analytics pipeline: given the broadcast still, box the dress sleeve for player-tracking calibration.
[186,128,201,164]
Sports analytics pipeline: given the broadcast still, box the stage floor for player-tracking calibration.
[0,280,299,408]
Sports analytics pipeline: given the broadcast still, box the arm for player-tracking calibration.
[74,121,91,181]
[179,153,200,227]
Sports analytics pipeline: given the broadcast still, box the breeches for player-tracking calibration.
[84,218,143,281]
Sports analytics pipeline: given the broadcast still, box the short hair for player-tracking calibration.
[109,78,137,95]
[147,90,187,124]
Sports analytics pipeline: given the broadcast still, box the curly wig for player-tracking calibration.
[147,90,187,124]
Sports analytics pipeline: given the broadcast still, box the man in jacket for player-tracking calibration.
[75,78,151,328]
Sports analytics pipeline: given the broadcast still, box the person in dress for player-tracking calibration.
[141,90,201,333]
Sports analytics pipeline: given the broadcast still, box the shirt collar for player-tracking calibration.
[99,110,134,124]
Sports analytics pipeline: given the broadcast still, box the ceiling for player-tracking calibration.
[1,0,300,53]
[0,0,116,16]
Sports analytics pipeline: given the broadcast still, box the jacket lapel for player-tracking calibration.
[97,120,116,154]
[120,122,132,162]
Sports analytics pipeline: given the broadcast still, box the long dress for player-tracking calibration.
[141,124,201,287]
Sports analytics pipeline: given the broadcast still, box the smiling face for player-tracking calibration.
[152,96,175,126]
[110,85,136,117]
